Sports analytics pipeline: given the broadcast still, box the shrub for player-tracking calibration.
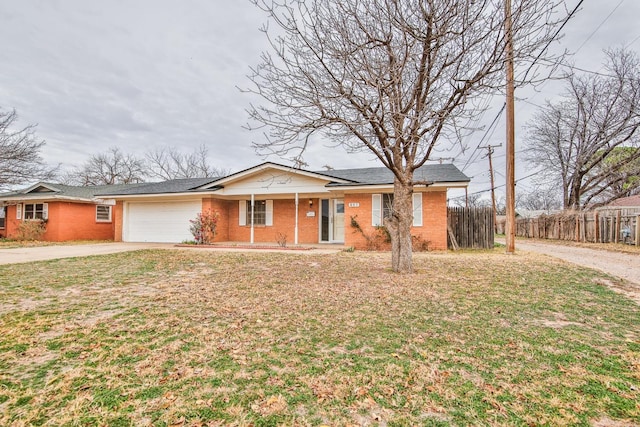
[350,215,390,251]
[275,232,287,248]
[189,210,219,244]
[16,220,47,241]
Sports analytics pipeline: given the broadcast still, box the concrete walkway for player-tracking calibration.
[0,242,344,265]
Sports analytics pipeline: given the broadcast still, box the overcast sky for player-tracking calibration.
[1,1,639,198]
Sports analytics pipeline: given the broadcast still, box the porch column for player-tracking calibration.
[250,194,255,244]
[294,193,299,245]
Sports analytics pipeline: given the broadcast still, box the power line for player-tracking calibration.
[518,0,586,83]
[449,170,545,200]
[574,0,625,54]
[461,103,505,172]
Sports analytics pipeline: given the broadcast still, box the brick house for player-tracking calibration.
[0,183,138,241]
[102,162,470,250]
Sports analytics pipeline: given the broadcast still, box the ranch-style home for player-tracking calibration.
[0,162,470,250]
[0,182,136,241]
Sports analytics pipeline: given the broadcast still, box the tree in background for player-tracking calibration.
[516,186,562,212]
[62,147,146,185]
[146,145,229,180]
[63,146,228,185]
[525,49,640,210]
[246,0,565,272]
[0,108,57,190]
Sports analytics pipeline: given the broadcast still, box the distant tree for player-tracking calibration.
[525,49,640,210]
[452,193,491,209]
[63,147,146,185]
[246,0,565,272]
[588,147,640,206]
[516,186,562,211]
[0,108,57,190]
[145,145,229,180]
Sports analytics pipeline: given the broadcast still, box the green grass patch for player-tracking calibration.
[0,249,638,425]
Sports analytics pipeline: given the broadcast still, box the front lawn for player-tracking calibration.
[0,250,638,426]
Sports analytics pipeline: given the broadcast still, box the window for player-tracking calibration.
[0,206,5,229]
[247,200,266,225]
[382,194,394,220]
[24,203,47,220]
[372,194,422,227]
[96,205,112,222]
[239,200,273,226]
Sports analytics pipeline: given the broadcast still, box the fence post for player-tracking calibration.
[636,215,640,247]
[615,210,621,244]
[594,211,599,243]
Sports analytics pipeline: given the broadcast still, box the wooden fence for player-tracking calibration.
[508,209,639,245]
[447,207,494,249]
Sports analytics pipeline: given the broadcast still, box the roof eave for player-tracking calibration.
[197,162,355,189]
[326,181,469,191]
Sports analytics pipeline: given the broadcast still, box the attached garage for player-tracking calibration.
[123,200,201,243]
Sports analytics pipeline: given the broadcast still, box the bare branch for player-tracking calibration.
[526,49,640,209]
[0,108,58,190]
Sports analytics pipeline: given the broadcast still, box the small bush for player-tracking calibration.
[189,210,219,244]
[412,235,431,252]
[16,220,47,241]
[350,215,390,250]
[275,232,287,248]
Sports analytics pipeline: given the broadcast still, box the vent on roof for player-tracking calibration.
[29,186,56,193]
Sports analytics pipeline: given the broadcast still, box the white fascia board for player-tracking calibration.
[326,181,469,192]
[198,162,353,190]
[0,194,93,203]
[107,192,213,200]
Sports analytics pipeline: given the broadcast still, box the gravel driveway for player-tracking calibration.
[497,238,640,302]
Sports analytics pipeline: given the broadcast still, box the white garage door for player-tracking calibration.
[125,201,201,243]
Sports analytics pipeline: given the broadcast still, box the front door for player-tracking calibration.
[320,199,344,243]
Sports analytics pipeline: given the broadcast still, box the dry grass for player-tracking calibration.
[0,249,639,426]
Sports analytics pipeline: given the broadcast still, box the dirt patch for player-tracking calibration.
[592,416,638,426]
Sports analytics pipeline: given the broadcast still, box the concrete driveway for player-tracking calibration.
[0,242,173,265]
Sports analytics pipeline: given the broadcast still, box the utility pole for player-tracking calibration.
[504,0,516,254]
[480,144,501,233]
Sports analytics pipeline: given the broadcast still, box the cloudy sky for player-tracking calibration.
[1,0,639,199]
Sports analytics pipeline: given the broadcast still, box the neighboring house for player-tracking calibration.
[0,183,140,241]
[606,195,640,208]
[99,162,469,250]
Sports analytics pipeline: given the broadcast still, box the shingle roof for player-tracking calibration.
[0,182,146,201]
[97,177,220,196]
[10,163,469,198]
[318,163,470,186]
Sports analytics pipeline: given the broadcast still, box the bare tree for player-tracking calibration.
[525,49,640,210]
[63,147,146,185]
[145,145,229,180]
[0,108,57,190]
[245,0,565,272]
[516,186,562,211]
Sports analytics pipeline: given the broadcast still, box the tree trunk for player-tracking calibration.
[386,178,414,273]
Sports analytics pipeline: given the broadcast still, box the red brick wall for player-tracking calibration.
[343,190,448,251]
[227,198,319,244]
[3,202,115,241]
[3,205,19,239]
[114,202,123,242]
[201,198,231,242]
